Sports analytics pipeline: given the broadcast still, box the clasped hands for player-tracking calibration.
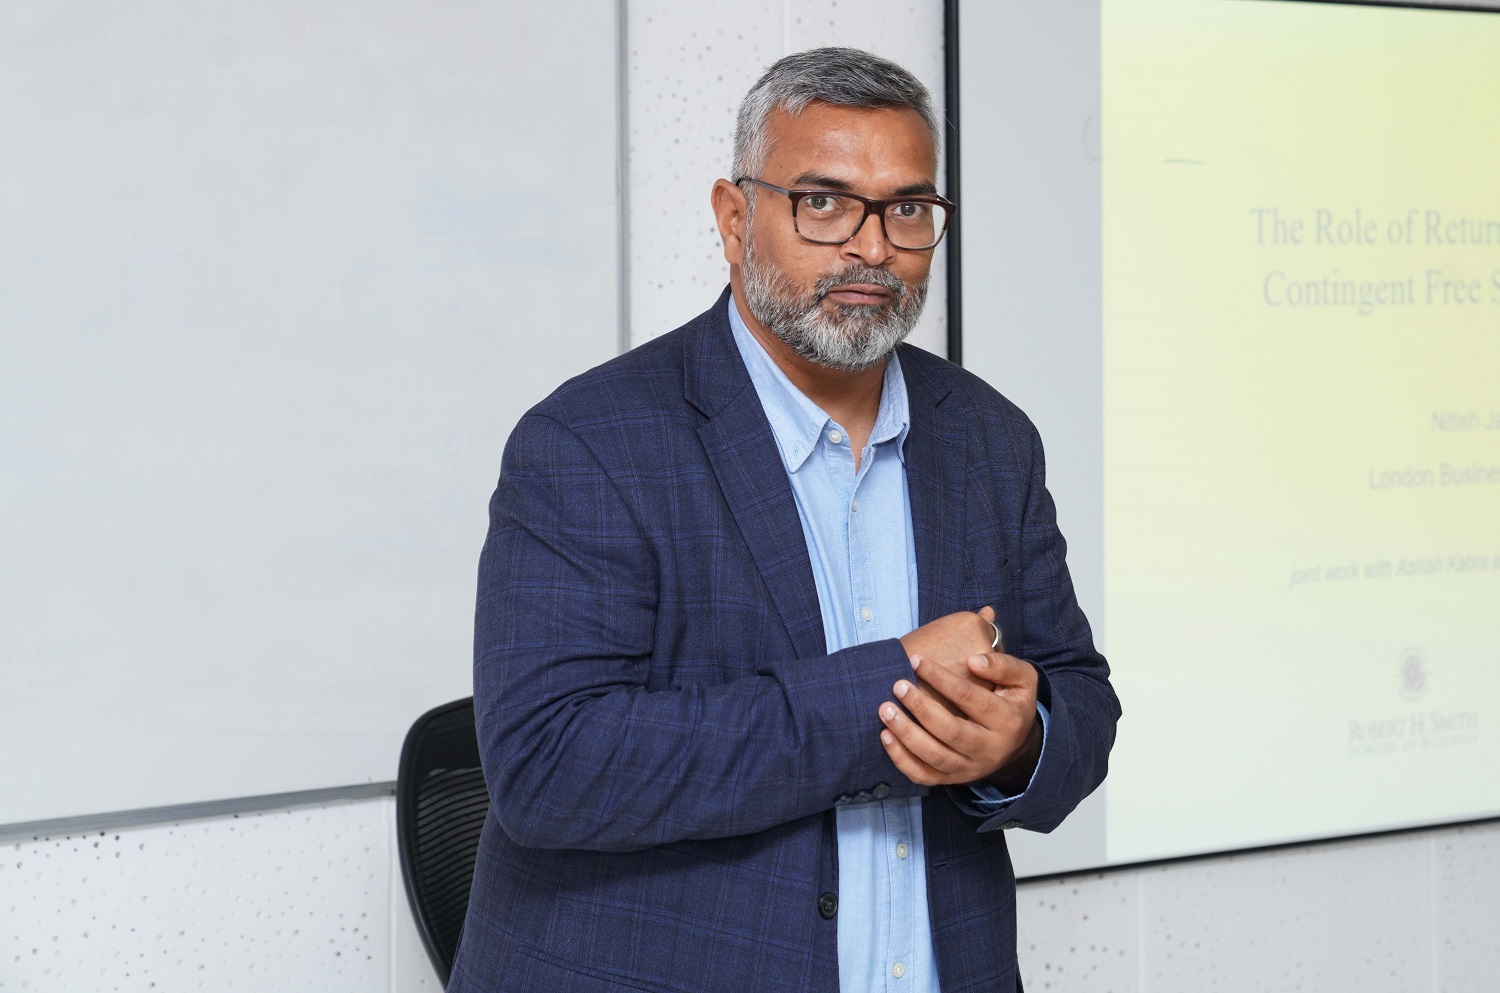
[881,606,1043,791]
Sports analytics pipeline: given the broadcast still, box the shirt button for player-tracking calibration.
[818,891,838,919]
[860,606,873,622]
[896,843,908,860]
[892,962,905,979]
[828,430,843,444]
[851,498,859,512]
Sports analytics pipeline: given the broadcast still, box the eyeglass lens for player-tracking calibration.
[795,193,948,250]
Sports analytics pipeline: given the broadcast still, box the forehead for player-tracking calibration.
[760,101,936,192]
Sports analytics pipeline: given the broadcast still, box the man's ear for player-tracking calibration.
[710,178,749,266]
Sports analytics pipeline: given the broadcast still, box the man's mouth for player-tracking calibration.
[823,282,896,306]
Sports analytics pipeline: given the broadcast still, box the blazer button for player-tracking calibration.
[872,782,891,800]
[818,892,838,920]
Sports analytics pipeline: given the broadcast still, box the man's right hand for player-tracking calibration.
[898,606,999,671]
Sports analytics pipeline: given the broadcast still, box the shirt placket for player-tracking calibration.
[882,799,917,988]
[840,437,878,647]
[848,436,919,990]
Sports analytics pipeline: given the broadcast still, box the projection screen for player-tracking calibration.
[960,0,1500,877]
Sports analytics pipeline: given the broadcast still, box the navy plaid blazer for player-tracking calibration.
[448,290,1119,993]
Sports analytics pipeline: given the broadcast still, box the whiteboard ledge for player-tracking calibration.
[0,782,398,843]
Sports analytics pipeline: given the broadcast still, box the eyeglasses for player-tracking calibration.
[735,176,956,252]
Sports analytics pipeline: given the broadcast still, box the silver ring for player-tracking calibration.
[987,619,1002,651]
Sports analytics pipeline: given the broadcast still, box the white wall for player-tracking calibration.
[0,798,440,992]
[5,799,1498,992]
[6,4,1500,993]
[1017,821,1500,992]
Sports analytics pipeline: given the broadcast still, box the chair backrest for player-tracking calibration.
[396,697,490,985]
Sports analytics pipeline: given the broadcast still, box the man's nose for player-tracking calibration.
[840,210,897,267]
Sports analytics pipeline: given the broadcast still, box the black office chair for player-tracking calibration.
[396,697,491,985]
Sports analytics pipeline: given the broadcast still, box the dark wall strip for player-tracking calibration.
[943,0,963,366]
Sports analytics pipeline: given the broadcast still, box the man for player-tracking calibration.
[449,47,1118,993]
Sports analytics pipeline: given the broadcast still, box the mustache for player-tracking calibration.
[813,264,906,300]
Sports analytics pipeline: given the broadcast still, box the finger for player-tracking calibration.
[967,653,1008,695]
[896,679,980,752]
[876,705,960,780]
[968,652,1038,693]
[913,656,1000,726]
[908,654,968,717]
[880,727,944,786]
[880,696,974,777]
[973,606,1003,653]
[915,651,998,693]
[924,656,1034,749]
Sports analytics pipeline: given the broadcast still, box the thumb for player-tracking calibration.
[977,605,996,622]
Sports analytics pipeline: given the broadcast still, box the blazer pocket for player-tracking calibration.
[503,949,670,993]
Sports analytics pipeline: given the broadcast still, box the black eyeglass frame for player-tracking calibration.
[734,176,957,251]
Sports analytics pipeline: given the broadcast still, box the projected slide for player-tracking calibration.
[1102,0,1500,863]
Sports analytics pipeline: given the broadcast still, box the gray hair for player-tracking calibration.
[732,47,940,180]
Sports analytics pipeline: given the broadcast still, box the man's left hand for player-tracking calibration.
[878,652,1043,789]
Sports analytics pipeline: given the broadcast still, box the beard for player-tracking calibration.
[739,231,929,373]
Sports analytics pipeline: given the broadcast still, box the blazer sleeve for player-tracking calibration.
[963,419,1121,834]
[473,412,918,853]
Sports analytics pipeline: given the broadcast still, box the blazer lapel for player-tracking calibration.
[687,291,827,659]
[900,347,969,626]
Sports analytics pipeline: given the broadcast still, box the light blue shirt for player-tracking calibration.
[729,298,1044,992]
[728,299,930,991]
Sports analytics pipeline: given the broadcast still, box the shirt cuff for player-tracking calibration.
[960,702,1051,811]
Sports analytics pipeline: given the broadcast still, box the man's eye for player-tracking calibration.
[805,195,837,212]
[893,202,924,218]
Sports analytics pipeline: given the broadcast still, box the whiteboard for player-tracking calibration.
[0,0,620,825]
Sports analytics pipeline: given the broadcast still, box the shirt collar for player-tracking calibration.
[727,292,910,473]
